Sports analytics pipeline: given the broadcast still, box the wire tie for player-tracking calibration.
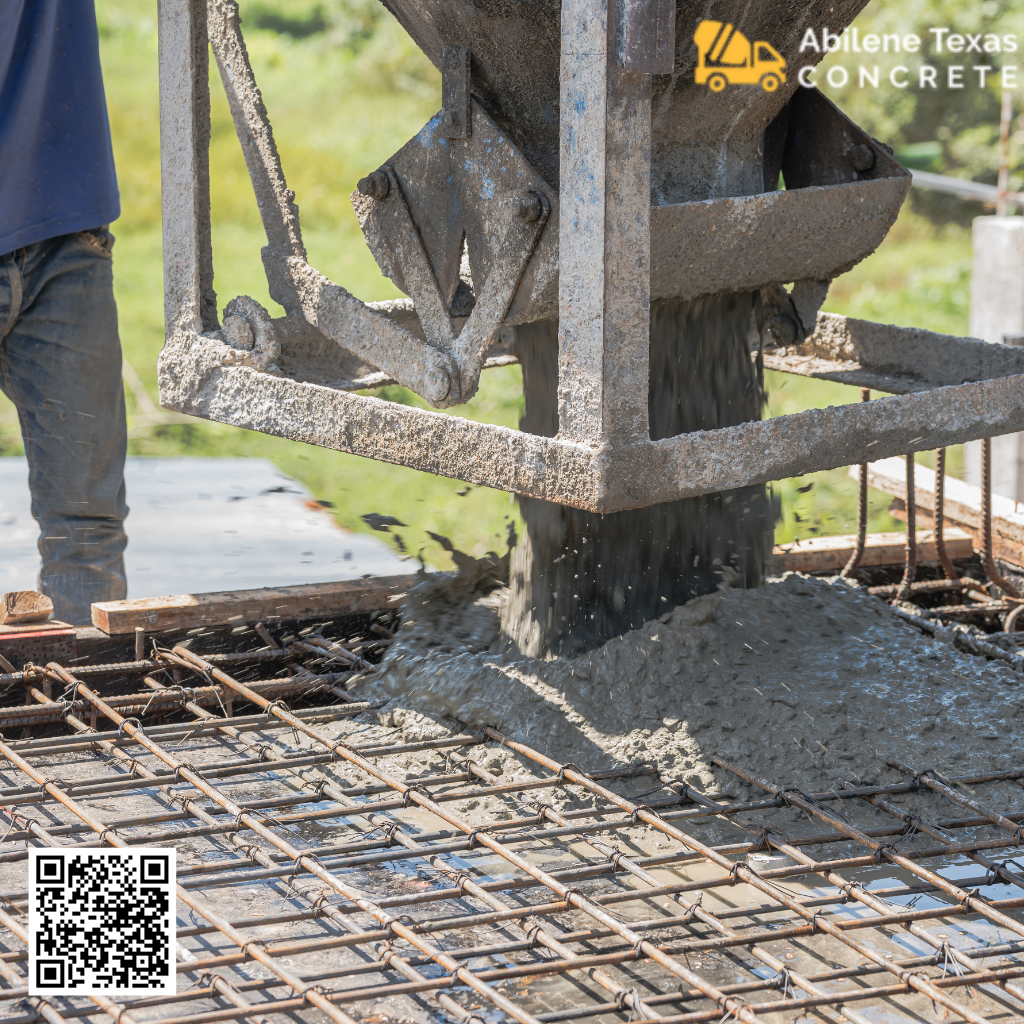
[616,986,642,1019]
[140,689,163,716]
[874,843,898,863]
[684,893,704,922]
[239,843,262,864]
[1013,825,1024,847]
[173,762,202,784]
[960,886,988,906]
[632,938,645,961]
[384,913,418,940]
[116,717,144,740]
[557,761,587,785]
[308,891,331,917]
[810,910,826,934]
[98,827,118,844]
[630,804,660,825]
[290,853,325,879]
[560,887,585,910]
[264,698,291,719]
[607,849,627,870]
[718,995,746,1024]
[940,940,965,979]
[912,768,935,789]
[838,881,858,900]
[402,785,423,808]
[773,967,793,999]
[467,827,490,848]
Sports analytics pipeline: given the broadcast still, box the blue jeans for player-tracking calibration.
[0,229,128,624]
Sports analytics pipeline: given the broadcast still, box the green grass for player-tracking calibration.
[0,1,978,566]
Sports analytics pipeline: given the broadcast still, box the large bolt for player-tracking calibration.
[847,144,876,172]
[518,192,544,222]
[357,169,390,201]
[423,366,452,404]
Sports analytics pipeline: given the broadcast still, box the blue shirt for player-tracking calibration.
[0,0,119,254]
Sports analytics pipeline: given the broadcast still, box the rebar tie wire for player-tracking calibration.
[939,940,974,995]
[557,761,589,785]
[959,886,989,907]
[718,994,747,1024]
[683,892,704,922]
[402,784,426,807]
[264,698,291,719]
[116,716,144,741]
[773,967,794,1000]
[172,762,203,784]
[616,986,643,1022]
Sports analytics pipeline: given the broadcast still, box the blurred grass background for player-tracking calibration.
[0,0,998,566]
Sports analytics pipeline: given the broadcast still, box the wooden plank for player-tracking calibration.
[0,591,53,626]
[856,457,1024,568]
[771,529,973,574]
[91,575,418,635]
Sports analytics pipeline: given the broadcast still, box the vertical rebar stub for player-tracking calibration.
[441,46,471,138]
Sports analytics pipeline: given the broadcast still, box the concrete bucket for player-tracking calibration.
[157,0,1024,648]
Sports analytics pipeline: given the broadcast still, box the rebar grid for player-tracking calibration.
[0,648,1021,1024]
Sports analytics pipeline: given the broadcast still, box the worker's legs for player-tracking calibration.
[0,229,128,624]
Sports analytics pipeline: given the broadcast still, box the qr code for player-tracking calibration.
[29,849,176,995]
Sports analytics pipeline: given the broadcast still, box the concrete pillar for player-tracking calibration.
[964,216,1024,502]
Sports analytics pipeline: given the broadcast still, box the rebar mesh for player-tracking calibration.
[0,640,1021,1024]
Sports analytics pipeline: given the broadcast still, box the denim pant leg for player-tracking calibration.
[0,230,128,624]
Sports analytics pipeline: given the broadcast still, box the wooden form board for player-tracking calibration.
[854,457,1024,569]
[771,529,973,574]
[91,575,419,635]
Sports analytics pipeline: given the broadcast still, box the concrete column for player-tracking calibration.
[964,216,1024,502]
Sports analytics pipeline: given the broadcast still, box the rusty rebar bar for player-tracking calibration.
[934,446,959,581]
[840,387,871,578]
[165,648,770,1024]
[982,435,1021,597]
[485,728,1007,1024]
[895,452,917,602]
[3,643,1022,1024]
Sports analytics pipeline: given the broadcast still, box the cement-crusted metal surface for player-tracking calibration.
[763,312,1024,394]
[353,102,559,328]
[156,0,1024,512]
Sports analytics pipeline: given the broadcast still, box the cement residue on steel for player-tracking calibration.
[353,572,1023,797]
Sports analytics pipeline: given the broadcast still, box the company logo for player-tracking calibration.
[694,20,787,92]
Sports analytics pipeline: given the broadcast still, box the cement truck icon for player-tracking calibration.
[693,20,787,93]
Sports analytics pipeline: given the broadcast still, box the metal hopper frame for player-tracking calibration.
[156,0,1024,512]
